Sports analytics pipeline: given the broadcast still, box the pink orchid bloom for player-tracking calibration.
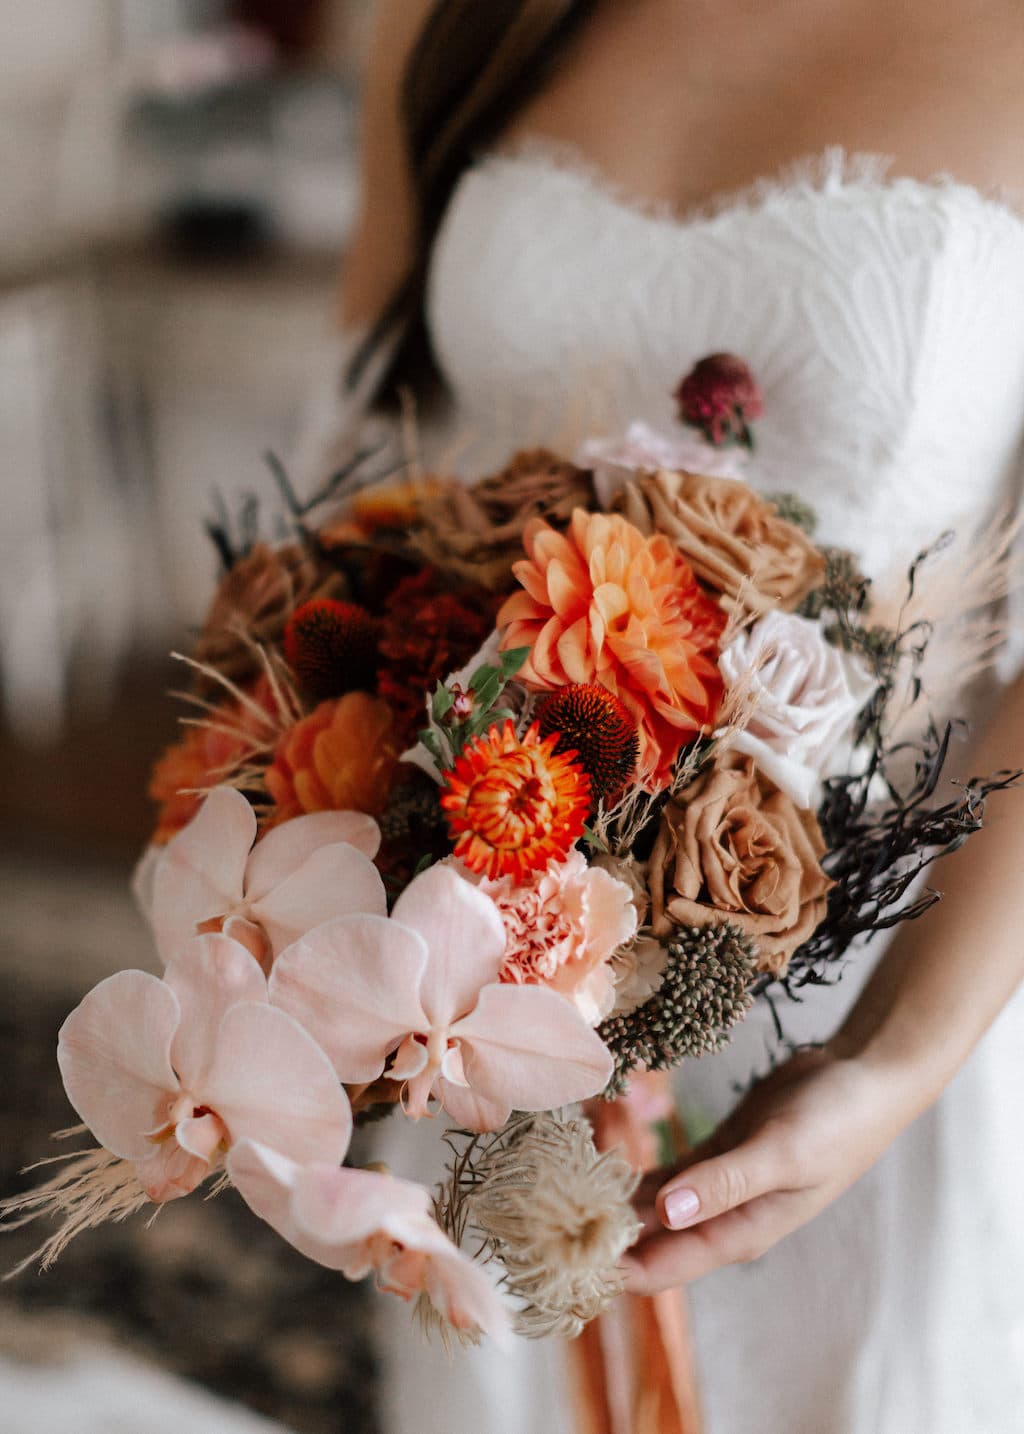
[149,786,385,970]
[57,933,351,1203]
[269,863,614,1132]
[228,1140,510,1343]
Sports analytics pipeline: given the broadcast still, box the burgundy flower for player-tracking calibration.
[674,354,763,449]
[376,569,500,746]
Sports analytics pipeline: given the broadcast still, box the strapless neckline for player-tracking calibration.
[482,139,1024,241]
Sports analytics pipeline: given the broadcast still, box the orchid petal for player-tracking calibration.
[436,1078,510,1134]
[200,1002,352,1167]
[230,1145,510,1342]
[175,1111,226,1163]
[420,1237,512,1345]
[150,787,256,964]
[390,865,505,1027]
[455,984,613,1113]
[244,811,381,901]
[269,915,430,1083]
[291,1165,509,1342]
[135,1140,208,1203]
[441,1043,469,1087]
[163,934,267,1091]
[57,970,180,1162]
[226,1141,322,1259]
[229,1141,430,1273]
[248,844,387,956]
[389,1034,429,1081]
[290,1163,434,1256]
[403,1063,439,1120]
[221,915,272,969]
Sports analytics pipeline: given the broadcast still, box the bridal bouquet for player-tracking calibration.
[5,356,1016,1344]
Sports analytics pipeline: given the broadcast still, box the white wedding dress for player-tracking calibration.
[357,147,1024,1434]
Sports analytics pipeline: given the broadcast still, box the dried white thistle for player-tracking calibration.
[438,1112,641,1339]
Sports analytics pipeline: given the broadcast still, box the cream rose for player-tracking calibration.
[719,610,877,808]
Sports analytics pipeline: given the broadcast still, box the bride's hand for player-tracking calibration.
[619,1045,912,1295]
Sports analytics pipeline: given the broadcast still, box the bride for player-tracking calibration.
[317,2,1024,1430]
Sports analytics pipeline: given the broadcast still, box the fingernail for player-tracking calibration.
[663,1187,701,1230]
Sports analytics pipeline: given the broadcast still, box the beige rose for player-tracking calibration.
[412,448,594,591]
[618,469,825,616]
[648,754,832,975]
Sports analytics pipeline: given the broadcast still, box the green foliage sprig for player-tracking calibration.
[417,646,532,774]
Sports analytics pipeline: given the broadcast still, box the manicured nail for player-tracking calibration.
[663,1187,701,1229]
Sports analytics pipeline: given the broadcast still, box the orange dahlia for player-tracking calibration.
[440,720,591,883]
[265,691,399,824]
[498,511,726,790]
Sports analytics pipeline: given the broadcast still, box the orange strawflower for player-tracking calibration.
[440,720,591,883]
[265,691,399,823]
[498,511,726,790]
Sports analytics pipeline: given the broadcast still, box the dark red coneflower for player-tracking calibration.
[674,353,763,449]
[283,598,379,701]
[538,684,640,800]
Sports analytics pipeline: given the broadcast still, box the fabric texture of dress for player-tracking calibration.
[361,146,1024,1434]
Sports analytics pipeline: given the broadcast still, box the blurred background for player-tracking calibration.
[0,3,384,1429]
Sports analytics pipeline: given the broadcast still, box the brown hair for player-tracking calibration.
[349,0,599,408]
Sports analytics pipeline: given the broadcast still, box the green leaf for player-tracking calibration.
[413,853,436,876]
[468,662,499,690]
[416,728,442,762]
[431,683,454,720]
[500,646,530,677]
[580,824,609,854]
[470,672,502,710]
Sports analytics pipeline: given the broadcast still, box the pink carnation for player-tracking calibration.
[471,851,637,1026]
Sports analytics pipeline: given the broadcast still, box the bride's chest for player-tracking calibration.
[426,154,1024,571]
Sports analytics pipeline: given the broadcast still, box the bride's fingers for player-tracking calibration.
[654,1132,783,1231]
[621,1194,801,1293]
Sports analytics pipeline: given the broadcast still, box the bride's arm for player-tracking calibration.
[622,672,1024,1294]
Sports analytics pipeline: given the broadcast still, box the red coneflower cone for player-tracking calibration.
[283,598,379,701]
[538,684,640,800]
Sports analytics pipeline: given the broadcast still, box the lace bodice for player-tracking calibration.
[426,147,1024,591]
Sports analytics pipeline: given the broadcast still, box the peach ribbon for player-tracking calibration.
[570,1071,702,1434]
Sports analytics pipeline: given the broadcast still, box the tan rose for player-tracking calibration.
[412,448,594,591]
[618,469,825,616]
[648,754,832,975]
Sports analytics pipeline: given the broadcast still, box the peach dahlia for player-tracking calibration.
[498,510,725,790]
